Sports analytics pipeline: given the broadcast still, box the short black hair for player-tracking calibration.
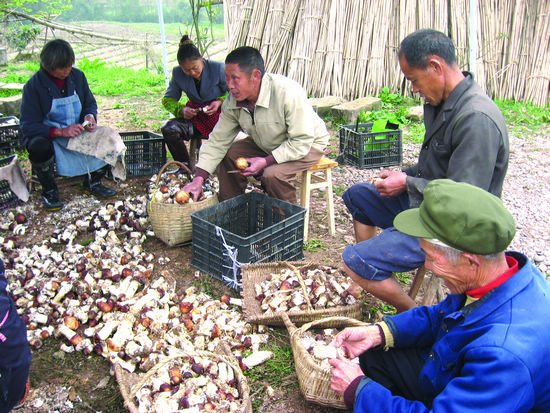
[398,29,457,68]
[40,39,75,72]
[225,46,265,77]
[177,35,202,64]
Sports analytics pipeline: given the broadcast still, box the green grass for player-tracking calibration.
[333,183,346,197]
[395,272,412,284]
[0,89,22,97]
[303,238,327,252]
[495,99,550,134]
[243,330,296,410]
[78,57,165,97]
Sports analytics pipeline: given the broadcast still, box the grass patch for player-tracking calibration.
[0,89,22,97]
[78,58,165,97]
[243,329,296,410]
[395,272,412,284]
[495,99,550,134]
[303,238,327,252]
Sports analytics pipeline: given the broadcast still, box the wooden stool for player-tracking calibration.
[188,135,203,173]
[408,265,444,306]
[297,156,338,241]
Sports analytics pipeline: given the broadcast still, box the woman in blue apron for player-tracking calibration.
[20,39,117,211]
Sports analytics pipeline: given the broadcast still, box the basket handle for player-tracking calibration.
[299,316,369,335]
[284,262,314,312]
[280,311,297,335]
[155,160,192,186]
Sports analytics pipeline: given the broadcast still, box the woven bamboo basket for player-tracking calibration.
[114,341,252,413]
[241,261,364,326]
[148,160,218,246]
[282,313,368,409]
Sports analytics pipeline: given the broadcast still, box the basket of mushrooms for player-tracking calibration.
[241,261,364,327]
[148,161,217,246]
[114,340,252,413]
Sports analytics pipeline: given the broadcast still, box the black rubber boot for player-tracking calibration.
[83,166,117,198]
[32,157,62,211]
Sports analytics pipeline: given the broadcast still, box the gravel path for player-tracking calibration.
[330,128,550,276]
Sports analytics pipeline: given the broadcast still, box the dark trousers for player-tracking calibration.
[0,363,30,413]
[359,347,433,406]
[26,136,55,164]
[217,137,324,204]
[161,118,195,164]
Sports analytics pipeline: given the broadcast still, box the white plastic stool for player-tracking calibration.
[297,156,338,241]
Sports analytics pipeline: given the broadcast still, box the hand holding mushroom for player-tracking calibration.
[331,325,383,359]
[182,176,204,202]
[239,157,268,177]
[328,357,365,395]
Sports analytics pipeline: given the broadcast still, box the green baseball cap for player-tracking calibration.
[394,179,515,254]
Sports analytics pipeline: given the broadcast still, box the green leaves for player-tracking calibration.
[4,23,40,52]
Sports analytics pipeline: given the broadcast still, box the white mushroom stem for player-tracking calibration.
[242,351,274,368]
[52,283,72,305]
[56,324,82,345]
[96,319,119,341]
[110,318,133,350]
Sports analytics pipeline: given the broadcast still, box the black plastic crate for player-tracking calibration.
[120,131,166,177]
[0,116,23,157]
[191,192,306,289]
[339,122,402,168]
[0,155,22,210]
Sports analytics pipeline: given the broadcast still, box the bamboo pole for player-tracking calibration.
[286,0,324,92]
[245,0,270,49]
[259,0,284,62]
[265,0,301,73]
[224,0,549,105]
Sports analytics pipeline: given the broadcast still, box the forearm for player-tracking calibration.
[162,96,185,118]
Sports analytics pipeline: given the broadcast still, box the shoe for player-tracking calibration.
[83,166,117,198]
[32,157,63,211]
[42,189,62,211]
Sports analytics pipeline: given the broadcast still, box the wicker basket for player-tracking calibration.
[241,261,364,326]
[114,341,252,413]
[148,160,218,246]
[282,313,368,409]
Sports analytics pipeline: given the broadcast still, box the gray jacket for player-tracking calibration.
[404,73,509,207]
[164,59,227,104]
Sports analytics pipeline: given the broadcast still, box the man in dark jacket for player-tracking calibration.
[330,179,550,413]
[341,29,509,312]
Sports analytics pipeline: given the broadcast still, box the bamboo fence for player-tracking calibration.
[224,0,550,106]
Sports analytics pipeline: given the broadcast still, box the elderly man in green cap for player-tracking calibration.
[329,179,550,413]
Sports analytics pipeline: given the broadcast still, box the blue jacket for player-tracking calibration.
[0,259,31,371]
[355,252,550,412]
[20,67,97,146]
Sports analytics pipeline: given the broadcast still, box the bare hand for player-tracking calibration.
[331,325,382,359]
[83,114,96,131]
[329,357,365,395]
[183,177,204,202]
[58,124,85,138]
[182,107,198,120]
[203,100,222,116]
[241,157,267,177]
[373,170,407,197]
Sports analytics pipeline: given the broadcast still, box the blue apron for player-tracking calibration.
[43,92,106,177]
